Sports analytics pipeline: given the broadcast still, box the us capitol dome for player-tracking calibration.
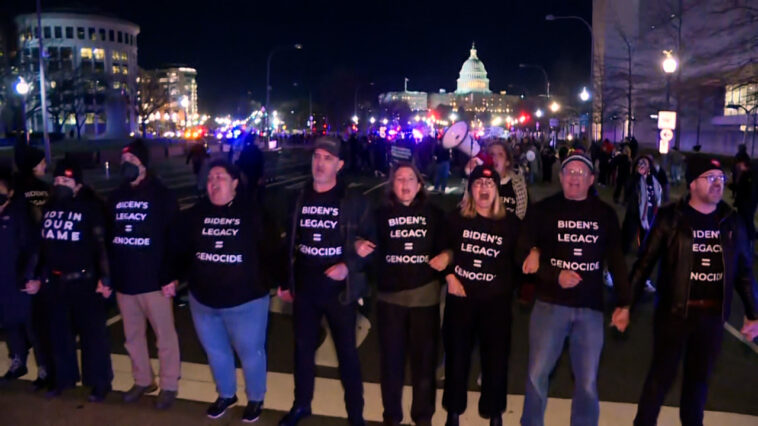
[456,43,491,94]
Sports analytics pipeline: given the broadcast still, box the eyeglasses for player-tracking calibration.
[562,168,590,177]
[472,179,496,188]
[698,174,726,184]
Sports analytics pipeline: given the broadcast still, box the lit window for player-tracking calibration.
[121,52,128,61]
[112,65,120,74]
[113,81,121,89]
[80,47,93,59]
[90,28,96,41]
[112,51,120,60]
[86,113,95,124]
[122,66,128,75]
[93,48,105,60]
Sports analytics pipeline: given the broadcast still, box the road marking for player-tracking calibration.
[1,346,755,426]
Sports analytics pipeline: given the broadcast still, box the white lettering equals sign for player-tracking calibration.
[702,258,711,267]
[215,241,223,249]
[125,225,132,233]
[313,233,322,242]
[473,259,482,268]
[404,242,413,251]
[573,248,583,257]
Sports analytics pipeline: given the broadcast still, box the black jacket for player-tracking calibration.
[283,180,373,304]
[629,197,757,320]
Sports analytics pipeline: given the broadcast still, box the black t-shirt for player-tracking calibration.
[295,186,344,269]
[40,195,107,278]
[518,192,630,310]
[375,201,445,292]
[182,197,269,308]
[685,205,724,302]
[446,212,520,300]
[108,178,179,295]
[499,179,518,214]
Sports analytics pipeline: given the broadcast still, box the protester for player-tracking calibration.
[622,156,662,260]
[621,154,758,425]
[0,171,42,383]
[278,137,372,426]
[612,146,632,204]
[518,154,631,426]
[107,140,181,409]
[33,159,113,402]
[362,163,447,426]
[433,139,451,194]
[442,165,520,426]
[179,159,275,421]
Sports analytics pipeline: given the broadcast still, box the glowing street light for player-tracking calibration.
[662,50,678,107]
[180,96,190,131]
[449,113,458,122]
[369,116,376,124]
[414,114,421,122]
[15,77,29,95]
[351,115,359,124]
[549,101,560,113]
[382,118,389,125]
[15,77,30,144]
[535,109,544,118]
[579,87,590,102]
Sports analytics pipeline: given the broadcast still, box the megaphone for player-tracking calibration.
[442,121,481,157]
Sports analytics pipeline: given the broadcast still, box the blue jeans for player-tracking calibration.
[190,293,270,401]
[434,161,450,192]
[521,301,604,426]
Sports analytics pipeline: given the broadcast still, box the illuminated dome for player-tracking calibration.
[456,43,491,94]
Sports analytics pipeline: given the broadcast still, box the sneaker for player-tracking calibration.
[88,385,111,403]
[123,383,158,403]
[155,389,177,410]
[207,395,238,419]
[278,406,311,426]
[242,401,263,423]
[2,356,27,380]
[644,280,656,293]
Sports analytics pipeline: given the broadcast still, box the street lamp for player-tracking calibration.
[579,87,590,102]
[727,103,758,156]
[549,101,560,113]
[449,113,458,122]
[518,63,550,98]
[535,109,544,118]
[265,43,303,140]
[15,77,30,144]
[351,115,359,124]
[661,50,678,107]
[369,116,376,124]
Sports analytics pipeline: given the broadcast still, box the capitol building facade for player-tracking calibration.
[379,43,519,116]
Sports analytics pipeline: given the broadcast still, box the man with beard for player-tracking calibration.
[107,140,181,409]
[621,154,758,425]
[519,154,631,426]
[442,165,521,426]
[30,159,113,402]
[278,137,372,426]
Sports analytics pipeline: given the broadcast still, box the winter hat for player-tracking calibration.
[686,154,723,185]
[468,165,500,191]
[561,153,595,173]
[313,136,342,158]
[122,139,150,167]
[14,143,45,173]
[53,159,83,184]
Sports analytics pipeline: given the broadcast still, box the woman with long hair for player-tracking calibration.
[442,165,521,426]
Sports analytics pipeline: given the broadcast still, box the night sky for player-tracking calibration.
[4,0,592,118]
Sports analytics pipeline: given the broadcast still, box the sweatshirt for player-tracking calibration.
[374,199,445,292]
[179,196,271,308]
[445,211,521,300]
[107,177,179,295]
[518,192,630,310]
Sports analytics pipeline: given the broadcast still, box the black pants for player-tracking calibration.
[634,309,724,426]
[377,301,439,424]
[293,292,364,422]
[43,278,113,391]
[442,293,511,418]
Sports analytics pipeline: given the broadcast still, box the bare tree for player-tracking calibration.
[135,69,170,136]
